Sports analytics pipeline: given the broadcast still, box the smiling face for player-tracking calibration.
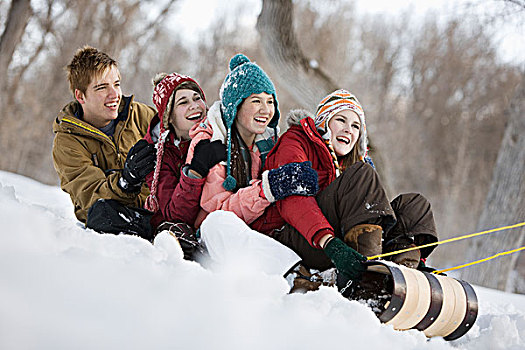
[328,109,361,157]
[75,65,121,129]
[235,92,275,146]
[170,89,206,140]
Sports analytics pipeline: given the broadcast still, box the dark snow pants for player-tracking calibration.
[86,199,155,242]
[386,193,438,259]
[272,162,438,270]
[272,162,396,270]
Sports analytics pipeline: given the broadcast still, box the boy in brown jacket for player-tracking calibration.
[52,46,156,240]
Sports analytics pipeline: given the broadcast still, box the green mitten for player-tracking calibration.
[324,237,367,281]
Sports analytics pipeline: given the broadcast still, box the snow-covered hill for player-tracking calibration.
[0,171,524,350]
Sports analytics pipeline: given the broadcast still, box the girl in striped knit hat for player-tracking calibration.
[255,89,438,292]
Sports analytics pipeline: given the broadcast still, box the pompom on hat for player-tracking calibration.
[219,53,280,191]
[145,72,206,212]
[314,89,368,158]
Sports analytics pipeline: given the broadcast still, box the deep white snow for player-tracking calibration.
[0,170,524,350]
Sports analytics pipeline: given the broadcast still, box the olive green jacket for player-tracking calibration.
[52,96,156,223]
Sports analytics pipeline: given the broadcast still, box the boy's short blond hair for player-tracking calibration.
[66,46,118,97]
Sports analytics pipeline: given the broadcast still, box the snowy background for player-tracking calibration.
[0,170,524,350]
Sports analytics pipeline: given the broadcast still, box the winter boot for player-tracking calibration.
[343,224,383,257]
[289,265,322,293]
[156,222,206,261]
[390,245,420,268]
[383,237,421,269]
[286,264,336,294]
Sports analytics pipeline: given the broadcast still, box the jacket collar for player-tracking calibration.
[286,109,315,127]
[54,96,134,142]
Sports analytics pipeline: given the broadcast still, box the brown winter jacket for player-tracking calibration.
[52,96,156,223]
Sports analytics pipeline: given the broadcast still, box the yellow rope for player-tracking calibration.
[432,246,525,274]
[367,221,525,261]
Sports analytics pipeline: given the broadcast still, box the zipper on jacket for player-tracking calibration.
[91,154,99,167]
[113,96,133,156]
[303,118,338,178]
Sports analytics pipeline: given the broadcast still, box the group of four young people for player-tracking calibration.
[53,46,438,289]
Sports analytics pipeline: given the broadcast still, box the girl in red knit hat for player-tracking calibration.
[143,72,226,260]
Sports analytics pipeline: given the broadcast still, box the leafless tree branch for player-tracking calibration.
[256,0,337,108]
[0,0,32,111]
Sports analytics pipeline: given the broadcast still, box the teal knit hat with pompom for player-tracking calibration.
[220,53,280,191]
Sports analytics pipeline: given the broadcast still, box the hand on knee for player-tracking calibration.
[323,237,366,281]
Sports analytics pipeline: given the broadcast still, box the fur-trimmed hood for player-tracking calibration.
[287,100,368,161]
[285,109,316,128]
[284,107,374,171]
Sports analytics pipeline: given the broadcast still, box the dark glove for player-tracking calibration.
[417,260,447,276]
[189,139,227,177]
[119,139,156,192]
[157,222,205,261]
[261,161,319,202]
[323,237,367,281]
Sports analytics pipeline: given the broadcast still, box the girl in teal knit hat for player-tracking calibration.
[186,53,319,229]
[219,53,280,191]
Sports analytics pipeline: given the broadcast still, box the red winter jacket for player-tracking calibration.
[252,111,337,247]
[144,115,205,228]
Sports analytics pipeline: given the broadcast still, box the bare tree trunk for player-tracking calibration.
[461,78,525,292]
[256,0,337,108]
[441,112,473,242]
[0,0,32,114]
[256,0,387,185]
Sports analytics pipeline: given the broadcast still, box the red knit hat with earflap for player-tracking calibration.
[145,73,206,212]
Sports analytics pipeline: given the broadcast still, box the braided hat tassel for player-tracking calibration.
[222,127,237,190]
[145,129,170,212]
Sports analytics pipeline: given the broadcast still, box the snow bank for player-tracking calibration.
[0,171,524,349]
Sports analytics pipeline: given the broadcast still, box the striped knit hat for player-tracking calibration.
[219,53,280,191]
[145,72,206,212]
[315,89,368,158]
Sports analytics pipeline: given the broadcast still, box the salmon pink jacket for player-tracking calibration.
[186,102,278,228]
